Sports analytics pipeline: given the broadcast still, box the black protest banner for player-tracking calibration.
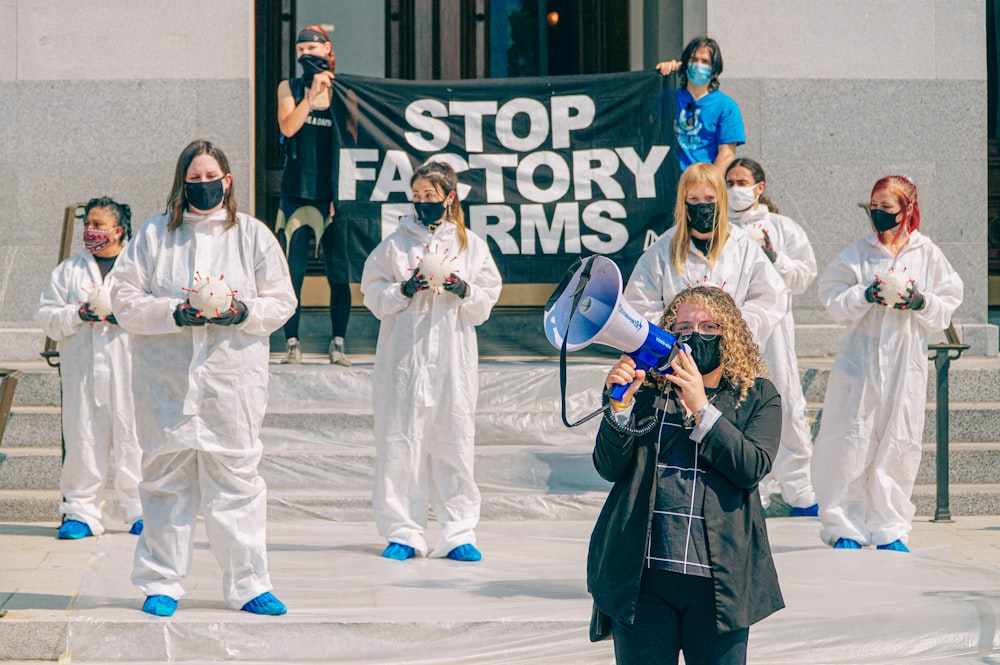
[330,71,678,284]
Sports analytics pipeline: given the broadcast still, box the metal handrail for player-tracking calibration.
[927,323,969,523]
[41,203,88,368]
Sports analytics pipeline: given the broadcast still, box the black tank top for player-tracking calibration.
[280,77,334,202]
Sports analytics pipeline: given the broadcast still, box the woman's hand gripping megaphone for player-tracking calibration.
[605,355,647,410]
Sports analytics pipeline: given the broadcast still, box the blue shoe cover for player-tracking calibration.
[790,503,820,517]
[129,519,144,535]
[382,542,415,560]
[833,538,862,549]
[241,592,287,615]
[142,595,178,617]
[57,519,93,540]
[877,540,910,552]
[447,544,482,561]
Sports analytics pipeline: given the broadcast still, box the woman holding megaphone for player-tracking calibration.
[625,162,787,348]
[587,285,784,665]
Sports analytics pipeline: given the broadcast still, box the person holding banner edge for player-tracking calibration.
[275,25,352,366]
[657,36,745,173]
[725,157,820,517]
[624,162,787,348]
[589,285,784,665]
[361,161,502,562]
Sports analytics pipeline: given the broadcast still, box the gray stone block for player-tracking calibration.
[0,329,47,363]
[917,445,1000,485]
[758,79,983,164]
[0,612,67,661]
[3,408,61,448]
[0,245,60,327]
[0,489,61,523]
[0,1,14,81]
[912,484,1000,517]
[8,366,60,407]
[16,1,248,81]
[711,0,950,81]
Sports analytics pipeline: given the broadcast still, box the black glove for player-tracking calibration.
[401,268,428,298]
[78,304,101,323]
[761,230,777,263]
[208,299,248,325]
[895,284,926,311]
[864,279,886,306]
[443,273,470,299]
[105,313,118,325]
[173,301,208,326]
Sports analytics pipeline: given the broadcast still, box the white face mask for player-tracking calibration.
[727,185,759,215]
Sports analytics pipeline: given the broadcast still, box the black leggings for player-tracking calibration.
[612,569,749,665]
[279,206,351,341]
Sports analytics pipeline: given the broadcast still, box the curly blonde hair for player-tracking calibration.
[648,286,768,405]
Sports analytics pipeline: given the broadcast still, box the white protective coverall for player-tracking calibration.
[110,210,296,608]
[35,250,142,535]
[361,214,502,558]
[812,230,962,546]
[731,206,818,509]
[624,223,789,345]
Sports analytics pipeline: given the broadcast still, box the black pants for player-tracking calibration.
[612,569,748,665]
[279,200,351,341]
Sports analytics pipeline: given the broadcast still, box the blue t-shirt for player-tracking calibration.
[673,88,745,171]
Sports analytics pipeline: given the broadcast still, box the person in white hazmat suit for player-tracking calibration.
[625,162,788,349]
[35,197,143,539]
[812,175,962,552]
[725,158,819,516]
[111,140,296,617]
[361,161,502,562]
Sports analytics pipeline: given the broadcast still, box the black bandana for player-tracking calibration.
[297,29,328,44]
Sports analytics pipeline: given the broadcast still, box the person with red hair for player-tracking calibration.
[275,25,353,366]
[812,175,963,551]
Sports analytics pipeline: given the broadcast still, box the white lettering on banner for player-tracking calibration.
[520,203,581,255]
[468,153,518,202]
[616,146,670,198]
[465,202,628,255]
[550,95,595,149]
[371,150,413,202]
[516,152,571,203]
[469,205,519,254]
[339,148,379,201]
[573,149,625,201]
[495,98,550,152]
[449,101,499,153]
[404,99,450,151]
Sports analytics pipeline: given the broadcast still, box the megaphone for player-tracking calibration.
[544,256,687,403]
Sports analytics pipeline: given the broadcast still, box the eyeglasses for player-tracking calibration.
[670,320,723,339]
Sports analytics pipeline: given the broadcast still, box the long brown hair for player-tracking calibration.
[726,157,779,214]
[166,140,238,232]
[669,162,730,272]
[411,161,469,252]
[653,286,768,405]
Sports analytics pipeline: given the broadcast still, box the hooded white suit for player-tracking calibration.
[35,250,142,534]
[812,230,962,546]
[111,210,296,607]
[731,206,818,509]
[361,215,502,557]
[624,223,789,346]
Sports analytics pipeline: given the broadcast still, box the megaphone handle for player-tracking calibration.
[608,381,629,403]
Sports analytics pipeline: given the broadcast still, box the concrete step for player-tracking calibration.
[0,448,61,489]
[911,483,1000,517]
[0,489,61,522]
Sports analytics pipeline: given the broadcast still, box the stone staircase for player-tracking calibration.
[2,354,1000,522]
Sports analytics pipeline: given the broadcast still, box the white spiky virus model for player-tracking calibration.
[86,285,113,319]
[743,223,767,246]
[879,268,912,307]
[416,246,457,293]
[186,274,233,317]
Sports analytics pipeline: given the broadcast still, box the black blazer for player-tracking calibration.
[587,377,785,634]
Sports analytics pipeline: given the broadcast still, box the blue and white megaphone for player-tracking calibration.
[544,255,688,404]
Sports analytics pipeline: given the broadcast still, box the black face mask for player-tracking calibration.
[185,178,226,212]
[870,209,901,233]
[686,202,717,234]
[299,54,330,85]
[684,333,722,374]
[414,201,446,226]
